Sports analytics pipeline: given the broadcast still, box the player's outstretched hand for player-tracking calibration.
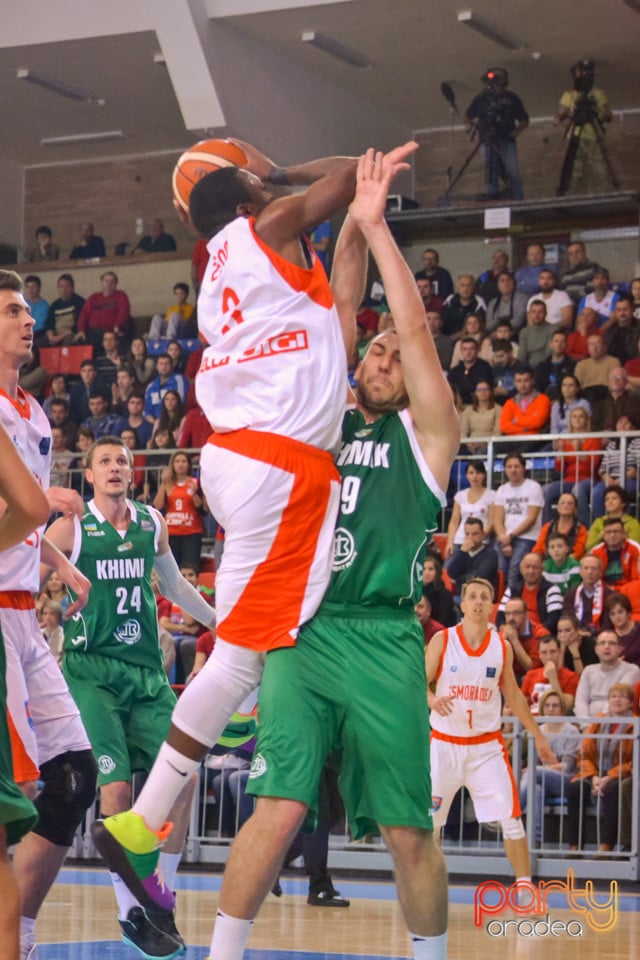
[534,730,557,766]
[349,142,418,228]
[228,138,275,181]
[429,694,455,717]
[46,487,84,519]
[59,561,91,619]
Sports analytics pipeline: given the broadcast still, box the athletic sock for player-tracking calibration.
[159,852,181,892]
[110,872,140,919]
[209,910,253,960]
[132,742,200,832]
[515,876,533,907]
[20,917,36,955]
[410,931,447,960]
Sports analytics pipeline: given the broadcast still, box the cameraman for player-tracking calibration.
[555,60,612,194]
[465,67,529,201]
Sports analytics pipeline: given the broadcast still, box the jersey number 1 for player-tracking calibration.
[466,709,473,730]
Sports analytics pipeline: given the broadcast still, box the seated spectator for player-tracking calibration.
[566,307,598,361]
[80,391,119,439]
[517,300,554,368]
[519,690,581,846]
[606,592,640,667]
[128,337,157,386]
[187,628,215,684]
[148,283,195,340]
[111,367,144,417]
[43,374,71,418]
[416,276,443,315]
[556,612,598,674]
[485,271,528,335]
[95,330,126,392]
[566,683,634,852]
[577,267,619,330]
[493,453,544,592]
[47,397,78,452]
[152,389,186,446]
[42,569,71,618]
[69,221,106,260]
[134,218,177,255]
[498,365,551,452]
[69,360,108,424]
[120,427,148,500]
[550,374,591,436]
[178,400,210,451]
[562,555,614,637]
[445,461,495,559]
[558,241,600,307]
[113,393,154,447]
[24,274,49,339]
[490,339,518,402]
[459,382,500,454]
[414,247,454,300]
[624,329,640,389]
[153,450,205,570]
[158,563,209,683]
[533,491,588,560]
[77,271,131,347]
[415,594,445,645]
[591,368,640,433]
[421,554,457,627]
[476,248,509,302]
[534,330,575,401]
[497,551,563,633]
[590,517,640,589]
[49,426,74,488]
[449,313,492,367]
[544,406,602,526]
[441,275,486,341]
[605,295,637,365]
[425,311,453,370]
[144,354,188,422]
[25,225,59,263]
[447,338,493,406]
[490,321,519,356]
[521,636,579,713]
[45,273,85,346]
[588,457,640,545]
[499,596,550,679]
[527,268,573,330]
[166,339,190,374]
[41,599,65,667]
[445,517,498,594]
[515,242,554,298]
[69,427,95,500]
[541,532,581,595]
[574,333,619,400]
[574,633,640,719]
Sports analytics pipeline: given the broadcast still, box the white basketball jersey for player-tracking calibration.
[431,624,506,742]
[0,389,51,593]
[196,216,346,452]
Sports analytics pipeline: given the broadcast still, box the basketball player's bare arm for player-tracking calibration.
[330,212,368,362]
[0,421,49,551]
[425,632,454,716]
[348,149,460,493]
[500,645,557,764]
[229,138,355,187]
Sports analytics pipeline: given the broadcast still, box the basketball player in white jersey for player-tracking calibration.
[93,141,418,934]
[0,270,98,960]
[426,577,555,888]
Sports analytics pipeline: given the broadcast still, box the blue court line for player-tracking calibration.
[39,947,407,960]
[56,867,640,911]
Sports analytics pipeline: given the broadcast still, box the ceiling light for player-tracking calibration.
[457,11,526,51]
[40,131,125,147]
[301,31,371,69]
[17,68,101,103]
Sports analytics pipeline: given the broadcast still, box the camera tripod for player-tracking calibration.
[556,101,619,196]
[439,129,514,206]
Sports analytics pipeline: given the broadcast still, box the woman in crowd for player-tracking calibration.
[421,554,457,627]
[586,484,640,551]
[630,277,640,321]
[458,382,501,455]
[444,461,495,559]
[543,406,602,526]
[166,339,188,375]
[533,491,587,560]
[128,337,156,386]
[605,592,640,666]
[153,450,206,569]
[566,683,635,852]
[120,427,148,501]
[449,314,492,367]
[556,613,598,674]
[152,389,186,447]
[42,374,70,418]
[550,375,591,436]
[519,690,581,847]
[589,414,640,521]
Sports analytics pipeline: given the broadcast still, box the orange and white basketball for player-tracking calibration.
[172,139,248,214]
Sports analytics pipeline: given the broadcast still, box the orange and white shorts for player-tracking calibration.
[430,731,520,828]
[2,595,90,781]
[200,429,341,652]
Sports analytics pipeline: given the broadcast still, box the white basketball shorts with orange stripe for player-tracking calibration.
[430,731,521,828]
[201,429,341,652]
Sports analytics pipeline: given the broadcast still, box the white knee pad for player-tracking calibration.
[500,817,526,840]
[172,639,264,745]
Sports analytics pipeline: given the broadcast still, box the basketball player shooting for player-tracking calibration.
[93,139,418,946]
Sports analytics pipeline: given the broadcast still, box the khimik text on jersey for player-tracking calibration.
[337,441,390,469]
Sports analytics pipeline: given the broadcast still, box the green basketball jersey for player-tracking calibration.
[323,408,446,610]
[63,500,163,670]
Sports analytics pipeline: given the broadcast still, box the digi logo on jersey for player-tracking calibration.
[114,619,142,645]
[332,527,357,571]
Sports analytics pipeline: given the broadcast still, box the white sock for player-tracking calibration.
[410,931,448,960]
[20,917,35,952]
[159,851,181,891]
[110,872,141,919]
[132,742,201,832]
[515,876,533,906]
[209,910,253,960]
